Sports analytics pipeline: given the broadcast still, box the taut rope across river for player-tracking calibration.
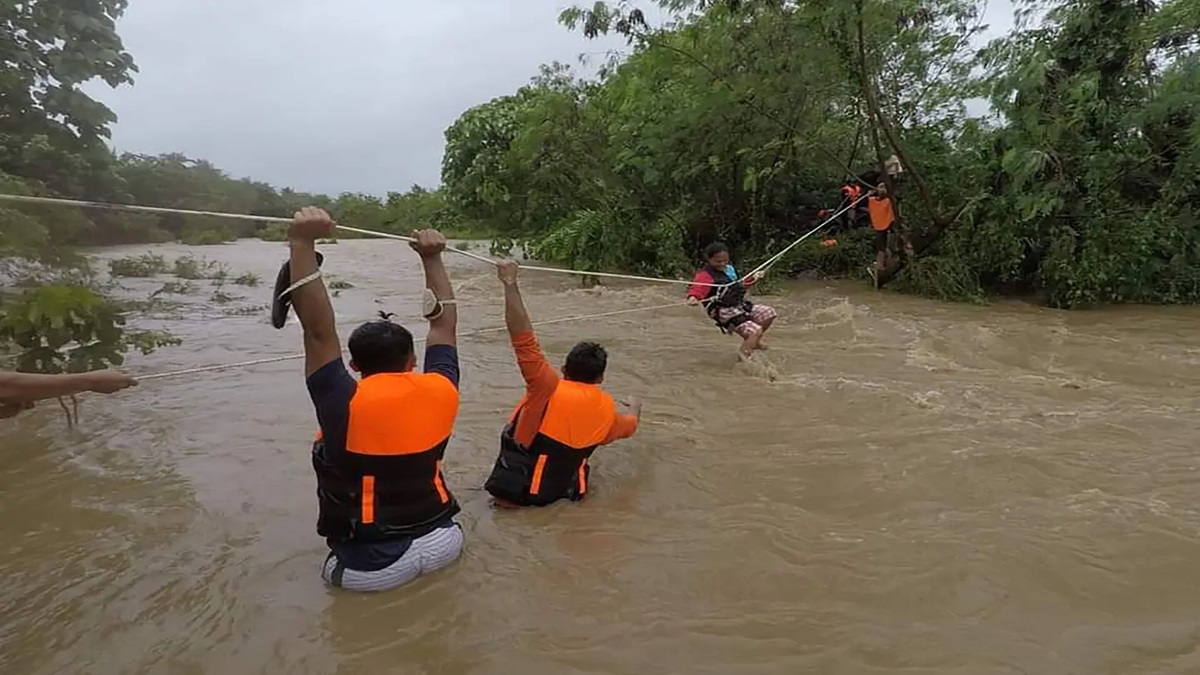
[0,192,867,382]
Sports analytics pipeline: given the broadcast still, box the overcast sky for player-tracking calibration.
[86,0,1016,198]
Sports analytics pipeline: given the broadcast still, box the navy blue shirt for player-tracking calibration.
[306,344,460,571]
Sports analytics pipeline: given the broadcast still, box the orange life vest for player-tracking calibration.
[868,196,895,232]
[484,380,618,506]
[312,372,460,542]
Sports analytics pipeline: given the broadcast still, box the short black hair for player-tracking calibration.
[347,311,414,376]
[703,242,730,260]
[562,341,607,383]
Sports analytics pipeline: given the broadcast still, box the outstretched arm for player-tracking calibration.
[0,370,137,405]
[603,396,642,444]
[288,207,341,377]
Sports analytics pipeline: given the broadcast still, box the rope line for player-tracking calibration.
[137,300,698,381]
[0,192,870,382]
[0,193,866,288]
[741,194,869,280]
[0,194,719,286]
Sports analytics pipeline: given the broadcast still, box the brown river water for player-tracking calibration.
[3,238,1200,675]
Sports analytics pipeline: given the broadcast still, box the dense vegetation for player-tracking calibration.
[1,0,1198,380]
[441,0,1200,307]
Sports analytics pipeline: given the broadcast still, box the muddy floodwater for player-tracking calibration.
[3,238,1200,675]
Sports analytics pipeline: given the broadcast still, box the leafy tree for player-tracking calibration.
[438,0,1200,307]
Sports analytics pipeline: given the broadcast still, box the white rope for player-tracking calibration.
[276,268,322,299]
[740,193,869,281]
[136,299,704,381]
[0,193,863,288]
[2,192,867,383]
[0,194,729,287]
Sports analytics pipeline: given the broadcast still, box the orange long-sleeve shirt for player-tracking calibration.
[508,329,638,448]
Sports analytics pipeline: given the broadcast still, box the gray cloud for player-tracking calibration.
[86,0,1015,197]
[86,0,629,196]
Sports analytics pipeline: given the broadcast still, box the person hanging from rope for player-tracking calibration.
[281,206,464,593]
[0,370,137,419]
[685,242,777,358]
[483,259,642,508]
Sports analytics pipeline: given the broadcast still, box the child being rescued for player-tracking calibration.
[686,242,776,358]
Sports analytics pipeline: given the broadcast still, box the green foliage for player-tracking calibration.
[108,253,168,277]
[232,272,260,287]
[171,254,218,280]
[0,0,135,198]
[780,231,877,280]
[438,1,982,279]
[432,0,1200,307]
[938,0,1200,307]
[0,285,179,375]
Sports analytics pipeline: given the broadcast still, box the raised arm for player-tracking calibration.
[497,259,533,336]
[497,260,557,393]
[411,229,456,348]
[496,260,559,447]
[288,207,341,377]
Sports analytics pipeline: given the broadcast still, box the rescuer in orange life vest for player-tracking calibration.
[278,206,464,592]
[483,259,642,507]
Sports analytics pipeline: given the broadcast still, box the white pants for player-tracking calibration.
[321,522,464,592]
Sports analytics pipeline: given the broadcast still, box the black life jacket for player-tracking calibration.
[311,373,461,542]
[484,380,615,506]
[703,266,753,334]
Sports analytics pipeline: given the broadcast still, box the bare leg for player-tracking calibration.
[755,316,775,350]
[738,323,763,357]
[746,306,777,350]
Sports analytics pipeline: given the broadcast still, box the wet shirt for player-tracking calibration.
[306,345,460,571]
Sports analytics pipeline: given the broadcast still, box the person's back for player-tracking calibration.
[281,207,465,592]
[312,366,460,548]
[483,260,640,507]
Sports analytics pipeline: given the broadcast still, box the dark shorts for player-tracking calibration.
[874,227,892,253]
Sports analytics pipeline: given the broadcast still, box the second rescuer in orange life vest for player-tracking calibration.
[484,259,642,507]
